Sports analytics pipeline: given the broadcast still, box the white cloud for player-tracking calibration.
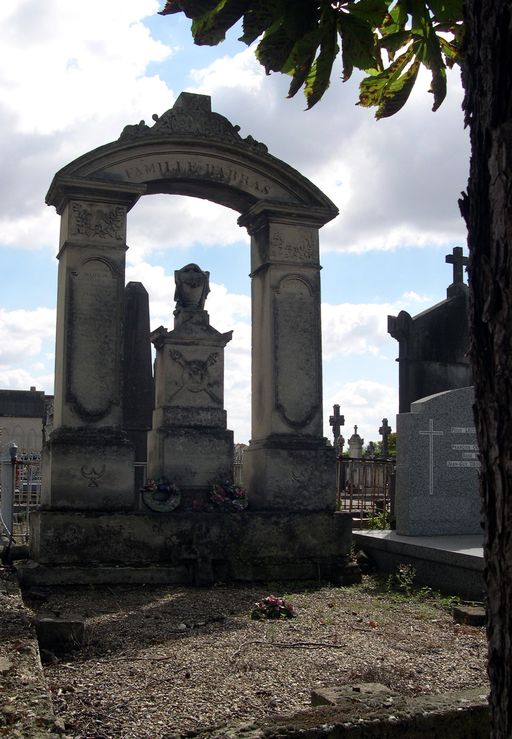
[0,0,175,247]
[401,290,431,304]
[322,289,443,361]
[0,308,55,363]
[127,195,247,260]
[190,47,265,95]
[0,368,54,394]
[1,0,171,135]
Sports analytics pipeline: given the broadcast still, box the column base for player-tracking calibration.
[147,426,234,492]
[42,427,135,510]
[244,435,336,511]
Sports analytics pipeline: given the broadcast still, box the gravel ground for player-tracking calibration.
[22,576,488,739]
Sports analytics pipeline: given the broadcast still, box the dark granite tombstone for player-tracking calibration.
[122,282,153,492]
[388,247,472,413]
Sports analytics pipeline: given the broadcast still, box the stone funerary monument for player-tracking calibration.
[395,386,481,536]
[388,247,472,413]
[28,93,352,584]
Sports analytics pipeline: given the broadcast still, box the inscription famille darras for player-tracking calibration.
[123,159,271,196]
[419,420,479,495]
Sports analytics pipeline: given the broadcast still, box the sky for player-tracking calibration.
[0,0,470,445]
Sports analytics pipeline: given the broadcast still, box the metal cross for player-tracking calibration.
[445,246,468,285]
[419,419,444,495]
[379,418,392,459]
[329,404,345,442]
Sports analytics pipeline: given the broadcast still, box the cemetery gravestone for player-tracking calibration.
[148,264,233,503]
[395,386,482,536]
[348,426,364,459]
[388,247,472,413]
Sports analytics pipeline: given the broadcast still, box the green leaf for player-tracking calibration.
[375,58,420,118]
[287,52,316,98]
[379,29,412,56]
[427,0,463,23]
[345,0,389,25]
[429,62,446,110]
[439,36,461,67]
[338,11,381,81]
[256,22,296,73]
[304,8,339,107]
[358,48,412,107]
[239,2,278,45]
[381,0,408,35]
[191,0,250,46]
[282,28,321,75]
[159,0,218,18]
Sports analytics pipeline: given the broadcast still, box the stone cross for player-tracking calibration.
[445,246,468,286]
[379,418,392,459]
[329,404,345,442]
[419,418,444,495]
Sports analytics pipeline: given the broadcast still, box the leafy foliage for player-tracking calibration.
[160,0,463,116]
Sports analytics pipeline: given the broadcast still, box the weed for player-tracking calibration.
[367,511,395,530]
[386,563,416,596]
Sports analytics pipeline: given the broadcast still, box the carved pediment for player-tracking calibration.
[119,91,268,154]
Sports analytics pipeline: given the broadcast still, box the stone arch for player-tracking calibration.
[44,92,338,511]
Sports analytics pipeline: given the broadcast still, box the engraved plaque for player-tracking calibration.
[67,258,121,420]
[274,276,320,427]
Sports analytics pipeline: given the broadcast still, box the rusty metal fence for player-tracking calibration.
[336,457,395,524]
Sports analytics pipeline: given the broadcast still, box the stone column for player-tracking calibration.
[123,282,153,492]
[238,202,335,511]
[42,179,145,510]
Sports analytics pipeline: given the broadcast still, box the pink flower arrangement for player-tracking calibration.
[209,481,248,511]
[251,595,296,620]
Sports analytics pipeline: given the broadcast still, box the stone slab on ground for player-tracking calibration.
[453,605,486,626]
[311,682,398,707]
[35,615,85,656]
[0,566,64,738]
[176,685,489,738]
[353,530,484,600]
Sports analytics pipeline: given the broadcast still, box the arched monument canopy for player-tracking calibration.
[46,92,338,224]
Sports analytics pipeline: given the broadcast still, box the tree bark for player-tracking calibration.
[461,1,512,736]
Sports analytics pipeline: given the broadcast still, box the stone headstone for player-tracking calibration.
[348,426,364,459]
[395,386,481,536]
[388,247,472,413]
[147,264,233,504]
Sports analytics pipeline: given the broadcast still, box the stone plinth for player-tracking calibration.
[244,437,335,511]
[147,304,233,498]
[29,509,352,585]
[395,386,482,535]
[41,428,135,510]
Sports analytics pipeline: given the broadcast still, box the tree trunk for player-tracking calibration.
[461,1,512,736]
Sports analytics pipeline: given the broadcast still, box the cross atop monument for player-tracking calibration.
[446,246,468,297]
[379,418,392,459]
[329,404,345,442]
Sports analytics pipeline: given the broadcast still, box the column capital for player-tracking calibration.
[238,200,337,234]
[46,176,146,214]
